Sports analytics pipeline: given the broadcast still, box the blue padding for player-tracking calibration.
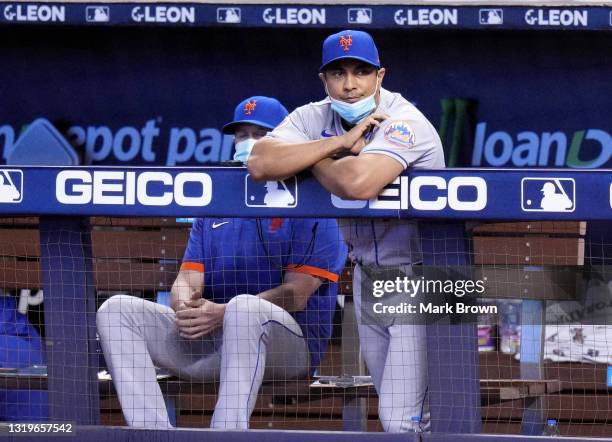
[7,118,78,166]
[0,167,611,219]
[421,222,482,433]
[520,299,544,365]
[420,222,468,266]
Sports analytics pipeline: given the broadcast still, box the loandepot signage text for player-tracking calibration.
[472,123,612,168]
[56,170,212,206]
[0,119,234,166]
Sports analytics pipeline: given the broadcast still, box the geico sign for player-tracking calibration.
[331,176,487,211]
[409,176,487,211]
[56,170,212,206]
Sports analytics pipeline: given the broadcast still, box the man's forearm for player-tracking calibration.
[257,283,303,312]
[170,272,202,311]
[312,156,369,199]
[170,284,192,311]
[313,153,404,201]
[248,137,345,181]
[311,158,349,197]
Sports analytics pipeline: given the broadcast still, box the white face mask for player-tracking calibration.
[326,77,380,125]
[233,138,257,163]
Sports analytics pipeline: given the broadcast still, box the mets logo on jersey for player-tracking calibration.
[384,121,416,148]
[340,35,352,52]
[244,100,257,115]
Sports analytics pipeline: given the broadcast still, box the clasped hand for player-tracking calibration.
[175,292,226,339]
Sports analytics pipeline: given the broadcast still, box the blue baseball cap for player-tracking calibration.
[320,30,380,71]
[222,96,289,134]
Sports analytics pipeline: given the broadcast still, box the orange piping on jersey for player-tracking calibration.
[286,264,338,283]
[180,262,205,273]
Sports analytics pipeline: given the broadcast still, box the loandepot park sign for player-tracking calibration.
[0,119,236,166]
[471,123,612,168]
[1,120,610,169]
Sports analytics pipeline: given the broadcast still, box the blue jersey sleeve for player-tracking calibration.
[181,218,205,272]
[286,218,347,282]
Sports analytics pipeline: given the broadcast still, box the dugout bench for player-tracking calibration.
[0,216,587,434]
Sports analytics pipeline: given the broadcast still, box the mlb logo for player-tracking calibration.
[245,175,297,208]
[521,177,575,212]
[86,6,110,23]
[348,8,372,25]
[479,9,503,25]
[217,8,241,23]
[0,169,23,203]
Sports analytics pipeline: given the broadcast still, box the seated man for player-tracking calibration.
[96,96,347,429]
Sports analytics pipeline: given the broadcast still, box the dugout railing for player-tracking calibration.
[0,166,611,440]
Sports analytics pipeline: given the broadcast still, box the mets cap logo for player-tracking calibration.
[244,99,257,115]
[340,35,352,52]
[384,121,416,148]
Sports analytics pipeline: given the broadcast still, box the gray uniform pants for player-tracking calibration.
[353,264,429,433]
[96,294,309,429]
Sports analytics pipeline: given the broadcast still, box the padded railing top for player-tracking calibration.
[0,166,608,220]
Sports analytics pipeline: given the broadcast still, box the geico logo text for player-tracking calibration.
[56,171,212,206]
[409,176,487,211]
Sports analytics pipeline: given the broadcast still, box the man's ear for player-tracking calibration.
[377,67,386,83]
[318,72,329,94]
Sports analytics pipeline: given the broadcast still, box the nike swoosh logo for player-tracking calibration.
[320,130,335,138]
[212,221,229,229]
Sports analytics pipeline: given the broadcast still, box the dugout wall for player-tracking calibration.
[0,17,610,169]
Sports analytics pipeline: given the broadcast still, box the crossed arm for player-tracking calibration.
[247,137,345,182]
[311,155,403,200]
[248,113,404,200]
[170,269,322,340]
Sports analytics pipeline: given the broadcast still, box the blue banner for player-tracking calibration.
[0,166,610,220]
[0,3,611,31]
[0,10,610,169]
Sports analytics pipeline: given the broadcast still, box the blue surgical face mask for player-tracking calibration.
[233,138,257,163]
[327,78,379,125]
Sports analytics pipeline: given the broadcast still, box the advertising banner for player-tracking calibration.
[0,166,610,220]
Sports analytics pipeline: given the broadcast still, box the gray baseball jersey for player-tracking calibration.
[266,88,445,267]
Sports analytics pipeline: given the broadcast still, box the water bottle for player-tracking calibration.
[542,419,561,436]
[409,415,422,433]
